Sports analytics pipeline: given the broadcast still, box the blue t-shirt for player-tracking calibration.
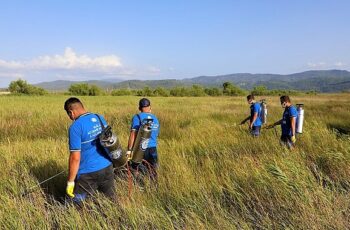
[131,112,160,148]
[281,106,298,136]
[69,113,112,175]
[250,103,262,127]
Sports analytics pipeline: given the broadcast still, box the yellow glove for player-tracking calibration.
[126,150,132,160]
[291,135,296,144]
[66,181,75,198]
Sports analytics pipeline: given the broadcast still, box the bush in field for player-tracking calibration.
[68,83,103,96]
[170,87,191,96]
[8,79,47,95]
[251,85,269,95]
[190,85,206,97]
[153,87,169,97]
[111,89,133,96]
[223,82,245,96]
[205,87,222,96]
[136,87,154,96]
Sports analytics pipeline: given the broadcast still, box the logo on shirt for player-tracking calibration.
[91,118,97,122]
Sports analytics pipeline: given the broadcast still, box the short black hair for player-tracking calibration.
[280,95,291,103]
[247,95,255,101]
[64,97,83,111]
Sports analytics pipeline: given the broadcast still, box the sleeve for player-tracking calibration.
[131,115,141,131]
[69,123,82,152]
[253,104,260,113]
[289,107,298,117]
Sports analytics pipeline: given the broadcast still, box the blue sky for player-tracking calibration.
[0,0,349,86]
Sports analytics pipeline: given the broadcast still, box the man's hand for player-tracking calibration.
[66,181,75,198]
[291,135,296,144]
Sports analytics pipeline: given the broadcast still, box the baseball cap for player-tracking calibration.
[139,98,151,108]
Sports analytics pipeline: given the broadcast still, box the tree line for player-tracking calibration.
[7,79,317,96]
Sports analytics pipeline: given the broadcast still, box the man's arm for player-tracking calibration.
[266,119,283,129]
[249,113,258,128]
[68,151,80,182]
[240,116,251,125]
[127,130,137,151]
[290,117,296,136]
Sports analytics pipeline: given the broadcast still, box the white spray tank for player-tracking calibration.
[260,99,267,125]
[131,116,153,164]
[296,104,304,134]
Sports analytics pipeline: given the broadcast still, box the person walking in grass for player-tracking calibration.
[126,98,160,181]
[240,94,263,137]
[267,95,298,149]
[64,97,115,202]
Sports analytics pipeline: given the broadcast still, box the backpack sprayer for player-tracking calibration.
[96,115,128,168]
[296,104,304,134]
[131,117,154,164]
[99,126,128,168]
[260,99,267,125]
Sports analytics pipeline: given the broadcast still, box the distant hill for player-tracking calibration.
[35,79,123,91]
[34,70,350,92]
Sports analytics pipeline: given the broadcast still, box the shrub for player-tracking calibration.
[8,79,47,95]
[68,83,103,96]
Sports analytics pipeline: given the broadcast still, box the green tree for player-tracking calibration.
[8,79,47,95]
[222,82,245,96]
[68,83,103,96]
[190,85,206,97]
[153,87,169,97]
[251,85,268,96]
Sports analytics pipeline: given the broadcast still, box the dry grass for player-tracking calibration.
[0,94,350,229]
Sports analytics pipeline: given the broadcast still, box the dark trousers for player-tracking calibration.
[74,164,115,202]
[280,135,295,149]
[131,147,158,182]
[251,126,261,137]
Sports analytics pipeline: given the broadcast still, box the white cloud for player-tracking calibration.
[306,61,348,69]
[0,47,166,86]
[307,62,326,68]
[0,47,122,70]
[334,62,346,67]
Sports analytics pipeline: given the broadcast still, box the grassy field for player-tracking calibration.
[0,94,350,229]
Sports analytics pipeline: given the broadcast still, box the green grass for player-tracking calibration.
[0,94,350,229]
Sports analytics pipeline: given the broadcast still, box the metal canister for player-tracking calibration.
[261,99,267,124]
[296,104,304,134]
[131,118,153,164]
[100,126,127,168]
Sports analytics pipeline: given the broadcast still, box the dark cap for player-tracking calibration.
[139,98,151,108]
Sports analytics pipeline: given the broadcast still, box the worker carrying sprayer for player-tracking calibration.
[240,95,264,137]
[127,98,160,181]
[64,97,115,203]
[266,95,299,149]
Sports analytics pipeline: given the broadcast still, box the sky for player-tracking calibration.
[0,0,349,86]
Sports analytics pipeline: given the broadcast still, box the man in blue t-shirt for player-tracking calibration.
[64,97,115,202]
[241,95,263,136]
[127,98,160,180]
[267,95,298,149]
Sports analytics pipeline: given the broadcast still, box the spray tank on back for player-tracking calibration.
[260,99,267,125]
[296,104,304,134]
[131,116,154,164]
[99,125,127,168]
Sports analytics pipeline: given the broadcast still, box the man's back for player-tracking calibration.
[131,112,160,148]
[69,113,111,175]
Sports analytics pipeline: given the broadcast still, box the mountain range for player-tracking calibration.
[34,69,350,93]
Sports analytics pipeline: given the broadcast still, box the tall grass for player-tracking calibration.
[0,94,349,229]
